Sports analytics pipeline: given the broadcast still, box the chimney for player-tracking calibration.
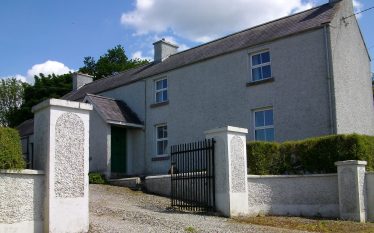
[329,0,354,19]
[72,73,93,91]
[153,38,179,63]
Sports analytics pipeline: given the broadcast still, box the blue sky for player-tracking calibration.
[0,0,373,83]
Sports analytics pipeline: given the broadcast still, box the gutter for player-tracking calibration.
[323,24,337,135]
[106,121,144,129]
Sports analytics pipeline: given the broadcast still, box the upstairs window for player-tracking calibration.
[155,78,168,103]
[251,51,272,81]
[254,108,274,141]
[156,124,168,156]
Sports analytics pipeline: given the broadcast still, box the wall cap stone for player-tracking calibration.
[32,98,93,113]
[0,169,45,175]
[204,126,248,135]
[248,173,338,179]
[108,177,141,182]
[145,174,171,180]
[335,160,367,166]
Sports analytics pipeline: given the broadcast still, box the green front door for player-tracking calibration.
[111,126,127,175]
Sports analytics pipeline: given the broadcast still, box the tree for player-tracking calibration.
[8,44,149,127]
[7,73,72,127]
[79,45,149,80]
[0,78,25,127]
[79,56,96,77]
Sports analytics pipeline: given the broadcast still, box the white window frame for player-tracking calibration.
[155,78,168,103]
[253,108,275,141]
[250,50,272,82]
[155,124,168,156]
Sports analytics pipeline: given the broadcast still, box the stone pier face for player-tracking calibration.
[335,160,367,222]
[33,99,92,233]
[205,126,249,217]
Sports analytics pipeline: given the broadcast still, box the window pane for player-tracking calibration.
[156,80,162,90]
[163,79,168,88]
[262,65,271,79]
[252,54,261,66]
[255,129,265,141]
[265,128,275,141]
[252,67,262,81]
[162,90,168,101]
[261,52,270,63]
[163,126,167,138]
[163,140,168,154]
[156,92,162,103]
[255,111,265,127]
[157,141,164,155]
[157,127,163,139]
[264,110,273,126]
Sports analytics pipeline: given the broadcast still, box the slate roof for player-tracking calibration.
[16,118,34,138]
[63,2,340,101]
[85,94,142,126]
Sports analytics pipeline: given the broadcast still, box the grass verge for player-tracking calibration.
[234,216,374,233]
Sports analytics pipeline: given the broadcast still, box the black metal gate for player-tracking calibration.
[170,139,215,212]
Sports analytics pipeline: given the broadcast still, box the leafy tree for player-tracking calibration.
[79,45,149,80]
[79,56,96,77]
[8,73,72,127]
[8,44,149,127]
[0,78,25,127]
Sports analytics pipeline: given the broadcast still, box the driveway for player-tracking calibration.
[89,184,307,233]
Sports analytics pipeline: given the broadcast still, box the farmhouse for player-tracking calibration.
[18,0,374,178]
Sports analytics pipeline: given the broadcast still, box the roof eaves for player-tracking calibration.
[107,120,144,128]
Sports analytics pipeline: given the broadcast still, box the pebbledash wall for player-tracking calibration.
[112,126,374,222]
[247,174,339,218]
[0,99,92,233]
[0,170,44,233]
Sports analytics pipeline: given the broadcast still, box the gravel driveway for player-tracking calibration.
[89,184,307,233]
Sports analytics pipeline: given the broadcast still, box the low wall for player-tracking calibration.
[144,175,171,197]
[0,170,45,233]
[367,172,374,222]
[108,177,141,189]
[247,174,339,218]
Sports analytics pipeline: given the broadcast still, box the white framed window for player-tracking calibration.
[155,78,168,103]
[254,108,274,141]
[250,51,272,81]
[156,124,168,156]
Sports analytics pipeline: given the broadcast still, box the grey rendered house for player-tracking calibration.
[19,0,374,178]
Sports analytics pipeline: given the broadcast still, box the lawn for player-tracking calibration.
[234,216,374,233]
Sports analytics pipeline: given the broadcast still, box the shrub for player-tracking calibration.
[247,134,374,175]
[0,127,25,169]
[89,172,107,184]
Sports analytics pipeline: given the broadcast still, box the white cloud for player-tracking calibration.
[0,74,27,83]
[14,74,27,82]
[27,60,74,78]
[131,51,152,61]
[153,35,190,52]
[121,0,314,43]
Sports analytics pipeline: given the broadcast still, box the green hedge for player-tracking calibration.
[247,134,374,175]
[0,127,25,169]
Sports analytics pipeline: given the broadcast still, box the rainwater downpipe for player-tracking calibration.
[324,24,337,135]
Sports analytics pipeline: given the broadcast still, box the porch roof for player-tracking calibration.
[84,94,143,128]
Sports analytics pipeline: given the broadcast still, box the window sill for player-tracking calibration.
[246,77,274,87]
[151,155,170,161]
[150,101,169,108]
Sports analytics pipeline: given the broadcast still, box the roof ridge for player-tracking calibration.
[78,63,152,90]
[64,1,339,101]
[170,3,330,58]
[86,93,116,101]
